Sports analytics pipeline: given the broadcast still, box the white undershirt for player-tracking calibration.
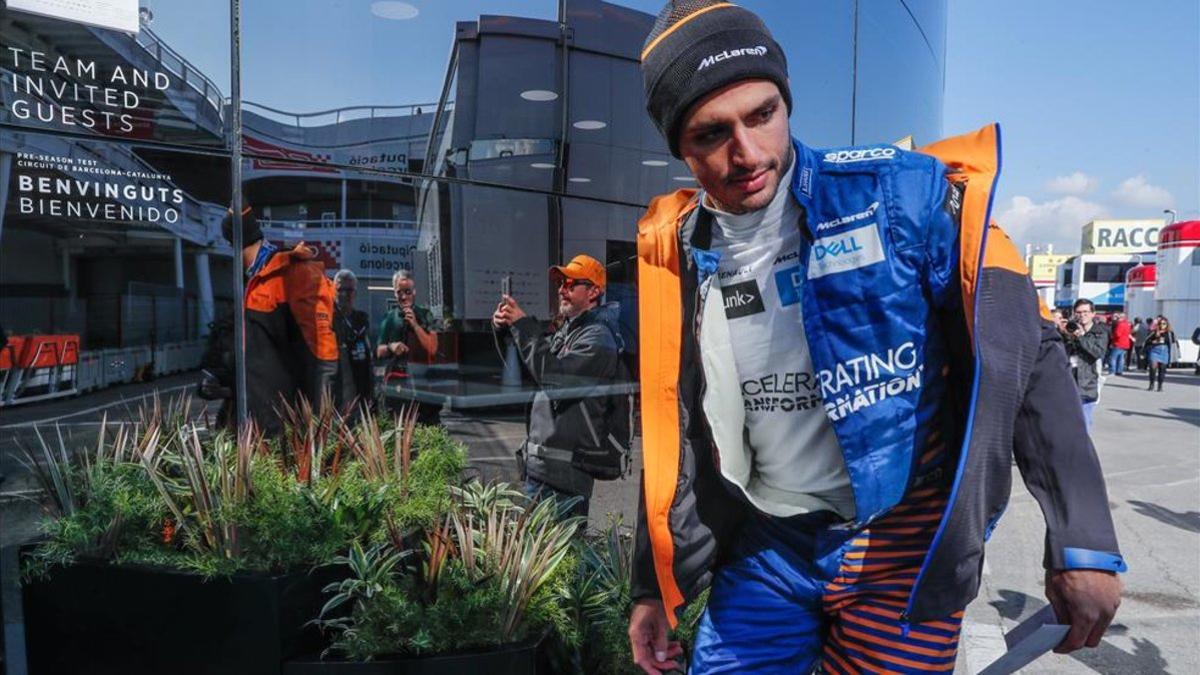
[704,160,856,518]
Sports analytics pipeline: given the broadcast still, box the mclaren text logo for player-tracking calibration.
[698,46,768,71]
[818,342,923,421]
[823,147,897,164]
[815,202,879,232]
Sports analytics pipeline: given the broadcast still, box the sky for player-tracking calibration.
[144,0,1199,253]
[944,1,1200,253]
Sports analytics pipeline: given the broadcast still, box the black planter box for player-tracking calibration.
[284,637,547,675]
[22,559,332,675]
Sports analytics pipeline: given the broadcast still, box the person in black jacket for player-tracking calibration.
[492,255,622,520]
[224,206,339,436]
[626,4,1122,671]
[331,269,374,416]
[1062,299,1109,430]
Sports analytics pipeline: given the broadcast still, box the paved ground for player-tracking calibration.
[957,370,1200,675]
[2,368,1197,672]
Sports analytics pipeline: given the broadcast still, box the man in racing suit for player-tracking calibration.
[627,3,1124,673]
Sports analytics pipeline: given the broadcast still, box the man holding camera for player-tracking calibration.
[1062,299,1108,430]
[376,269,439,381]
[491,255,624,520]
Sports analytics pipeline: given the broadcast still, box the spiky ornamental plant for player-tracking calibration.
[142,423,258,561]
[18,399,182,572]
[334,403,454,547]
[449,481,584,641]
[277,389,345,485]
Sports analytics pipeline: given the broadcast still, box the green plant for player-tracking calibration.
[553,516,709,674]
[319,541,411,623]
[19,399,187,576]
[317,480,583,660]
[450,481,582,640]
[278,390,348,484]
[334,407,466,547]
[142,425,255,562]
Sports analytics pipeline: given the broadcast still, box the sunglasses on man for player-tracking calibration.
[559,278,594,290]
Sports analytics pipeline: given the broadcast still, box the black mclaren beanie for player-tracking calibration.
[641,1,791,158]
[221,205,262,249]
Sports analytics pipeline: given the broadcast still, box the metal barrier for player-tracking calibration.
[0,339,205,407]
[0,335,80,406]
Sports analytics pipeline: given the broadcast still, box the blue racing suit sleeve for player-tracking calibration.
[1014,320,1126,573]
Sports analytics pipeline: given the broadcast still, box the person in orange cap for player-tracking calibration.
[493,254,628,519]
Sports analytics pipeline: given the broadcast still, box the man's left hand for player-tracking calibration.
[1045,569,1122,653]
[402,307,417,325]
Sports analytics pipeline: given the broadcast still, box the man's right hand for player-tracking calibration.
[492,294,526,329]
[629,599,683,674]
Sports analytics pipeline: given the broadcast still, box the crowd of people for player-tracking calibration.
[199,208,442,434]
[1052,301,1192,440]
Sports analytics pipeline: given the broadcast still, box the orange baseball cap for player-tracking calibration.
[550,254,606,290]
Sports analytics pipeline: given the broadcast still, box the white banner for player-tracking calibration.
[8,0,139,33]
[265,228,420,280]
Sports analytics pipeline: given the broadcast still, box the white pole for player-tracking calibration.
[196,252,215,336]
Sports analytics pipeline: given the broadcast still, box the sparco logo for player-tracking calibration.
[823,147,897,164]
[698,46,768,71]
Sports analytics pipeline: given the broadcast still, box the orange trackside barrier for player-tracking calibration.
[0,336,26,370]
[19,335,80,368]
[1,334,81,407]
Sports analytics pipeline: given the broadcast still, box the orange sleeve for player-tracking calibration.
[284,259,339,362]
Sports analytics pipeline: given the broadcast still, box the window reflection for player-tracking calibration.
[2,0,948,526]
[0,132,231,410]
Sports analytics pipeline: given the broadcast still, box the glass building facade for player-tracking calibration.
[0,0,946,477]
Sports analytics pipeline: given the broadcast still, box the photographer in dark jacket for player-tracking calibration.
[492,255,622,519]
[1062,299,1108,430]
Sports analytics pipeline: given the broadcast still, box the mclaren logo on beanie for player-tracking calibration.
[641,1,792,157]
[697,45,768,71]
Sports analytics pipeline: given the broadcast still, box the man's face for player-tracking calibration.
[677,79,792,215]
[1075,305,1094,326]
[335,280,356,310]
[557,277,599,320]
[394,278,415,308]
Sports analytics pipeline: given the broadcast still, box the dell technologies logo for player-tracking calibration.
[698,46,768,71]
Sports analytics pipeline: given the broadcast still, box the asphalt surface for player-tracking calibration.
[957,369,1200,674]
[2,368,1197,673]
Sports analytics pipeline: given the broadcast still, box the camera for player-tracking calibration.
[1065,320,1080,333]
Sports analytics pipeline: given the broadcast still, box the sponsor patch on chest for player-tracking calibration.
[720,279,765,319]
[806,224,886,279]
